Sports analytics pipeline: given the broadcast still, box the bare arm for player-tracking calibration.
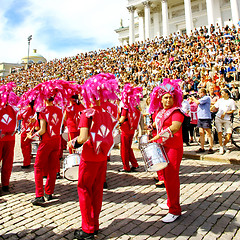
[77,127,89,144]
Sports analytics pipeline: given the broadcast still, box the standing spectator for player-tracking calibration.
[181,93,191,145]
[211,89,237,154]
[190,88,214,153]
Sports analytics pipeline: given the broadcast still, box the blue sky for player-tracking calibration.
[0,0,128,63]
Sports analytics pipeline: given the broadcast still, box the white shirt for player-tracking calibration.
[214,98,237,121]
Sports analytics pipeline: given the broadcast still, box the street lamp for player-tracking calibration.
[27,35,32,68]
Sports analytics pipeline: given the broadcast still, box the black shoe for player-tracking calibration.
[155,182,165,188]
[21,165,30,169]
[118,169,131,173]
[103,182,108,189]
[2,186,9,192]
[74,229,94,240]
[186,142,190,146]
[94,230,98,235]
[56,172,62,179]
[208,149,214,154]
[43,176,47,179]
[196,148,205,153]
[44,193,53,201]
[31,197,45,206]
[130,166,139,172]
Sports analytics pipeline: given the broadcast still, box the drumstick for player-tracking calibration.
[24,127,35,141]
[68,131,75,154]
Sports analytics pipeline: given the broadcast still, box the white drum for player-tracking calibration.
[138,135,149,149]
[113,129,121,145]
[62,128,68,141]
[31,141,39,155]
[63,154,80,181]
[141,143,168,172]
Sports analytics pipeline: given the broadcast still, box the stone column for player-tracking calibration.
[138,11,145,42]
[161,0,169,38]
[213,0,222,28]
[184,0,194,35]
[206,0,215,26]
[143,1,151,40]
[153,7,160,38]
[127,6,136,44]
[230,0,239,26]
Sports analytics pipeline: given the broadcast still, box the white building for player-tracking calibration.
[115,0,240,45]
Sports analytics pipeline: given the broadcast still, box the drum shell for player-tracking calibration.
[141,142,168,172]
[31,141,39,155]
[63,153,81,181]
[138,135,149,149]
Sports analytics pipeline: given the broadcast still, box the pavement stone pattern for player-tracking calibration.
[1,135,240,239]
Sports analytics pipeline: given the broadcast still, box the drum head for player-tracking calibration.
[148,162,168,172]
[64,166,79,181]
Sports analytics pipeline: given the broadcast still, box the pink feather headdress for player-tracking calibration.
[0,82,19,110]
[81,73,119,107]
[121,84,143,111]
[149,78,183,114]
[18,79,80,111]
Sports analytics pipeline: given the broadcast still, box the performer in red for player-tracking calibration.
[68,73,119,240]
[64,95,85,154]
[150,110,165,188]
[18,100,36,168]
[21,79,75,205]
[0,82,19,192]
[149,78,184,223]
[119,84,142,172]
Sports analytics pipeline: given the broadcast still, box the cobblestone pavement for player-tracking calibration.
[1,136,240,240]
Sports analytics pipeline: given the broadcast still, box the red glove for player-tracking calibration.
[158,127,173,144]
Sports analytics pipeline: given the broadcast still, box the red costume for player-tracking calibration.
[120,107,140,171]
[77,106,116,234]
[18,106,35,167]
[151,111,164,183]
[0,105,18,188]
[65,103,85,154]
[34,106,63,197]
[155,107,184,215]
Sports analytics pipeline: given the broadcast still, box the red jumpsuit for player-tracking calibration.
[77,106,115,234]
[18,106,35,166]
[120,107,140,171]
[34,106,63,197]
[151,111,164,182]
[65,103,85,154]
[155,108,184,216]
[0,105,18,187]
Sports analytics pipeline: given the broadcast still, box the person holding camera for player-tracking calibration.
[190,88,214,153]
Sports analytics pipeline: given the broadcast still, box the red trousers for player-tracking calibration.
[157,170,164,181]
[163,146,183,215]
[0,140,15,187]
[78,159,107,234]
[34,137,60,197]
[120,132,139,171]
[21,132,32,166]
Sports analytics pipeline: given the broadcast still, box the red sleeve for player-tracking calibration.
[79,113,91,129]
[39,112,45,120]
[172,110,184,123]
[121,108,128,117]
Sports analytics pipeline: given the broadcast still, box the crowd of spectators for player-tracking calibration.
[1,23,240,99]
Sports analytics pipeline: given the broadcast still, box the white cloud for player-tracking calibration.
[0,0,129,63]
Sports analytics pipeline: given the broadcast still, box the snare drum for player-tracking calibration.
[62,128,68,141]
[138,135,149,149]
[113,129,121,145]
[31,141,39,155]
[63,154,80,181]
[141,143,168,172]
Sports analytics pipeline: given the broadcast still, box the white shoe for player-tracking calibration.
[158,203,169,210]
[161,213,180,223]
[219,146,224,154]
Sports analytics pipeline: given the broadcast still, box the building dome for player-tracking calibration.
[21,49,47,64]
